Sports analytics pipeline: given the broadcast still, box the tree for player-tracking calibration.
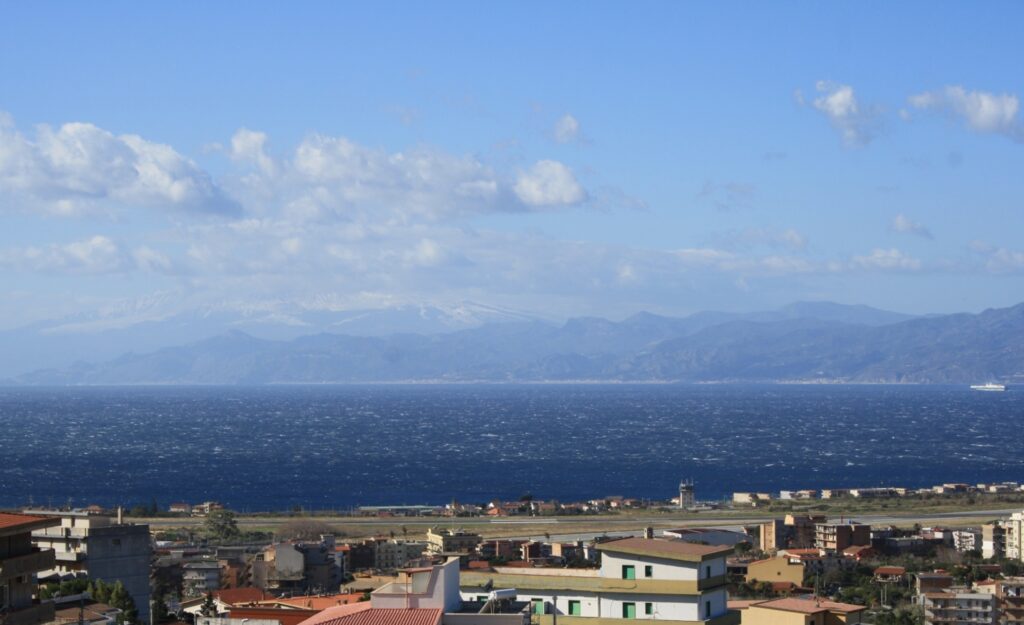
[90,579,112,604]
[200,592,218,617]
[203,510,240,541]
[152,596,171,624]
[109,580,139,625]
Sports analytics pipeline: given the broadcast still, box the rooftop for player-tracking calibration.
[752,598,866,615]
[298,606,442,625]
[0,512,59,537]
[595,537,731,562]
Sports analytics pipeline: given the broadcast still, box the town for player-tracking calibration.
[7,478,1024,625]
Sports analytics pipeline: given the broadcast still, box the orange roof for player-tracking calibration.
[0,512,58,536]
[214,588,270,605]
[299,606,442,625]
[754,598,866,614]
[727,600,762,610]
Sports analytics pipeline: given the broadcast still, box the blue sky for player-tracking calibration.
[2,2,1024,330]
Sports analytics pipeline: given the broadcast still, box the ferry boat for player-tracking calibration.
[971,383,1006,392]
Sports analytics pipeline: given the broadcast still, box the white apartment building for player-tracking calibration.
[460,537,732,624]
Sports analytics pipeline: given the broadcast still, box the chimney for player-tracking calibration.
[643,527,654,540]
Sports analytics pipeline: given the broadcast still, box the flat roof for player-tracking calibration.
[752,598,865,614]
[596,537,731,562]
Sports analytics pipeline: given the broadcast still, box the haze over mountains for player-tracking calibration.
[8,300,1024,385]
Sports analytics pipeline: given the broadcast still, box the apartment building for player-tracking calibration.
[921,590,997,625]
[27,510,151,625]
[740,598,865,625]
[758,516,825,552]
[374,540,427,570]
[984,523,1007,560]
[425,528,481,555]
[460,536,734,623]
[814,522,870,553]
[1006,513,1024,561]
[1,512,60,625]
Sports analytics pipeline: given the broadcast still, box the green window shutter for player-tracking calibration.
[622,565,635,580]
[569,600,581,616]
[622,602,636,619]
[644,565,653,578]
[644,603,653,615]
[532,599,544,615]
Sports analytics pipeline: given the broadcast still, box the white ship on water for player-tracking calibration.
[971,383,1006,392]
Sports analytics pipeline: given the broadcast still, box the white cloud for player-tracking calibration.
[851,248,922,271]
[553,114,582,144]
[0,112,235,215]
[808,81,880,146]
[909,86,1022,140]
[230,128,275,175]
[513,160,586,207]
[0,235,129,274]
[890,214,933,239]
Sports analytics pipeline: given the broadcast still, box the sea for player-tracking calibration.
[0,384,1021,511]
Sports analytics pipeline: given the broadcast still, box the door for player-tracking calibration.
[622,603,636,619]
[568,600,581,616]
[532,599,544,615]
[622,565,636,580]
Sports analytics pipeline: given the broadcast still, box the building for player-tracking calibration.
[757,516,825,552]
[993,577,1024,625]
[374,540,427,571]
[952,529,982,553]
[814,522,870,553]
[983,523,1006,560]
[745,556,805,587]
[1004,512,1024,561]
[916,572,955,595]
[183,561,223,596]
[660,529,749,547]
[460,536,734,623]
[1,512,60,625]
[741,598,865,625]
[425,528,481,556]
[921,590,997,625]
[252,537,342,594]
[168,503,193,515]
[678,480,695,509]
[732,493,771,506]
[27,510,151,625]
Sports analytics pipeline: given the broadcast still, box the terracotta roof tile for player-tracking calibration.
[299,606,441,625]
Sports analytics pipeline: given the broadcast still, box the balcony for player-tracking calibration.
[0,602,55,625]
[0,549,55,582]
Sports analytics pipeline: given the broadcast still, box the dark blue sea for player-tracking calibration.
[1,384,1021,511]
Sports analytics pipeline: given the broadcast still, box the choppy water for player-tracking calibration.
[0,384,1021,510]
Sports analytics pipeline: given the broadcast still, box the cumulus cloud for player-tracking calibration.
[553,114,582,144]
[890,214,933,239]
[513,160,586,207]
[230,128,275,175]
[909,86,1023,140]
[807,81,880,146]
[0,112,236,215]
[969,241,1024,273]
[851,248,922,271]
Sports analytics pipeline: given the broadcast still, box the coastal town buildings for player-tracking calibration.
[0,512,59,625]
[459,536,732,623]
[26,509,151,625]
[374,540,428,570]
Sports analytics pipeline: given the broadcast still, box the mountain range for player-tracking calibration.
[9,300,1024,385]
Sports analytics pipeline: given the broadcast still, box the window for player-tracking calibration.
[568,600,582,616]
[644,602,653,615]
[476,596,488,602]
[532,599,544,615]
[705,565,711,578]
[705,600,711,618]
[622,602,636,619]
[644,565,653,578]
[622,565,636,580]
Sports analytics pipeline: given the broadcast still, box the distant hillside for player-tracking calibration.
[13,302,1024,385]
